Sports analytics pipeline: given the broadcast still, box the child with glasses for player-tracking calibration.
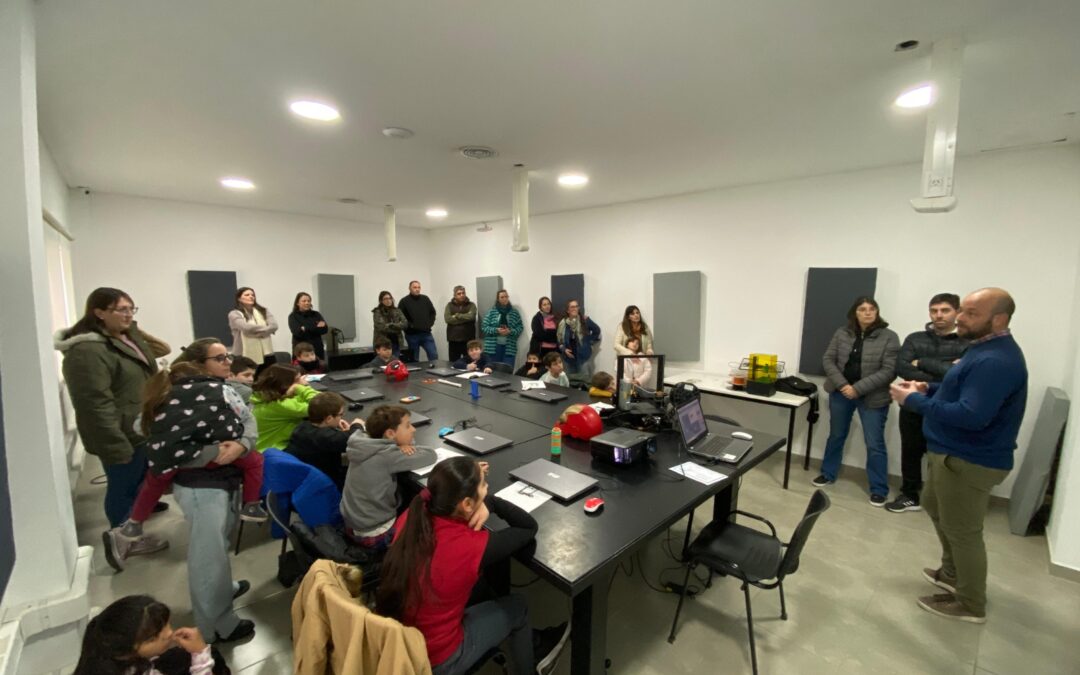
[103,361,268,572]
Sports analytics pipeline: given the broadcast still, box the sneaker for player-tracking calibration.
[869,494,886,507]
[240,502,269,523]
[534,621,570,675]
[885,495,922,513]
[102,529,132,572]
[811,474,833,488]
[214,619,256,644]
[923,567,958,595]
[917,594,985,624]
[233,579,251,600]
[127,533,169,557]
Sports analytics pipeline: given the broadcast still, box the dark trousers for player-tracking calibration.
[898,407,927,500]
[103,445,148,528]
[448,340,469,363]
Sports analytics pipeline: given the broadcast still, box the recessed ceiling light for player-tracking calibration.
[895,85,933,108]
[557,173,589,187]
[426,208,448,219]
[382,127,414,139]
[289,100,341,121]
[894,39,920,52]
[220,177,255,190]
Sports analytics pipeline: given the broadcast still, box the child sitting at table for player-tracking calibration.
[371,337,395,368]
[589,371,616,398]
[227,355,258,403]
[285,392,365,490]
[251,364,318,451]
[540,353,570,387]
[515,350,544,379]
[452,339,493,373]
[292,342,324,375]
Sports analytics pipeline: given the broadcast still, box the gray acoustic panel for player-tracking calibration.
[475,275,504,334]
[653,271,703,361]
[315,274,357,341]
[186,270,238,344]
[1009,387,1070,535]
[551,274,586,315]
[799,268,877,376]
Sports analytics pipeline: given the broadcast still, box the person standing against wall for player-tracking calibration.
[556,300,602,379]
[529,296,560,358]
[399,280,438,362]
[482,289,524,367]
[444,285,477,362]
[372,291,407,358]
[228,287,277,362]
[288,292,328,361]
[614,305,654,356]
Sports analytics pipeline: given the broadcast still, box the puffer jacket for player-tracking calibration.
[822,325,900,408]
[55,323,160,465]
[896,323,969,383]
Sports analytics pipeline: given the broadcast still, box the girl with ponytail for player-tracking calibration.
[376,457,569,675]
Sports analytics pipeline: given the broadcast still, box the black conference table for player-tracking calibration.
[316,363,785,675]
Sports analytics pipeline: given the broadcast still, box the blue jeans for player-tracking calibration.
[489,343,514,367]
[103,444,148,527]
[433,594,532,675]
[405,332,438,362]
[820,391,890,496]
[173,483,241,639]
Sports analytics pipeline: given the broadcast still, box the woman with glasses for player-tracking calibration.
[372,291,408,358]
[55,287,171,556]
[556,299,602,379]
[228,287,278,363]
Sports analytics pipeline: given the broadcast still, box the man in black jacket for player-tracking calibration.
[398,280,438,361]
[886,293,968,513]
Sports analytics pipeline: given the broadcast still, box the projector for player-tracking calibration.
[590,428,657,466]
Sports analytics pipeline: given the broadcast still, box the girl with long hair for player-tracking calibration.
[614,305,654,356]
[250,363,318,451]
[227,287,278,362]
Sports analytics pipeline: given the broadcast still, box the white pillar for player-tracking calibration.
[0,1,92,672]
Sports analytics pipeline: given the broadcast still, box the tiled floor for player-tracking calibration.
[73,452,1080,674]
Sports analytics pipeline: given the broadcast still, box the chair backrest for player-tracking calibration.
[778,489,830,579]
[704,413,742,428]
[266,491,291,532]
[489,362,514,374]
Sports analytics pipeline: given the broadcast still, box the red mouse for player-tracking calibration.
[584,497,605,513]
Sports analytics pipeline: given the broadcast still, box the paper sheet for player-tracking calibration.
[521,380,546,390]
[495,481,553,513]
[304,374,326,382]
[668,462,728,485]
[411,447,465,476]
[589,402,615,412]
[456,371,487,379]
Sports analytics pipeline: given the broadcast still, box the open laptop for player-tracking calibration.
[340,387,384,403]
[520,388,568,403]
[676,397,753,464]
[427,366,462,377]
[510,458,598,502]
[477,377,511,389]
[327,369,373,382]
[442,428,514,455]
[407,410,432,427]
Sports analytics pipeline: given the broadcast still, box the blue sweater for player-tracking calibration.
[903,334,1027,470]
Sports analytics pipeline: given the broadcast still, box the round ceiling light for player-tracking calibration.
[557,173,589,187]
[895,85,933,108]
[459,146,498,160]
[426,208,448,219]
[220,177,255,190]
[289,100,341,121]
[382,127,415,139]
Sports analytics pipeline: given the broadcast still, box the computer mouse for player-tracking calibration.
[731,431,753,440]
[584,497,604,514]
[348,402,364,412]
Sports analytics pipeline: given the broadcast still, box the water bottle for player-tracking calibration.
[470,379,480,399]
[550,426,562,457]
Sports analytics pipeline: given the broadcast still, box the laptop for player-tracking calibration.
[477,377,511,389]
[427,366,462,377]
[340,387,384,403]
[408,411,432,427]
[676,398,753,464]
[520,388,568,403]
[442,428,514,455]
[327,369,373,382]
[510,458,598,502]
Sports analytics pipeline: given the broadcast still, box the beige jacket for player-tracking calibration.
[291,560,431,675]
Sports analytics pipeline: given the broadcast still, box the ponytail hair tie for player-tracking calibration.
[419,488,432,504]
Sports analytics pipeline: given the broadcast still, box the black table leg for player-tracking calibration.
[714,479,740,522]
[782,408,796,489]
[571,570,613,674]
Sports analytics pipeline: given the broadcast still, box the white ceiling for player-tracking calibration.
[35,1,1080,228]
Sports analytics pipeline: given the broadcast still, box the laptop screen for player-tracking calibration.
[676,398,709,446]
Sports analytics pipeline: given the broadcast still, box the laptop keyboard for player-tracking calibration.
[691,434,728,457]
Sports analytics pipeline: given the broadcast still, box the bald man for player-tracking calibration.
[891,288,1027,623]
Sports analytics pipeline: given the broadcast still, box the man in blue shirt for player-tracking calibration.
[891,288,1027,623]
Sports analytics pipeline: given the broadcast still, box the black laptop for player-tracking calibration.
[408,411,432,426]
[477,377,511,389]
[427,366,462,377]
[520,388,568,403]
[509,458,598,502]
[442,429,513,455]
[676,398,753,464]
[327,369,373,382]
[340,387,384,403]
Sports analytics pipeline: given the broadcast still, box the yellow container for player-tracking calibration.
[746,353,778,396]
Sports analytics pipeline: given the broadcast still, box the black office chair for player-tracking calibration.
[488,362,514,374]
[667,490,830,675]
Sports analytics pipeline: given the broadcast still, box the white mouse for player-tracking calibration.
[731,431,753,441]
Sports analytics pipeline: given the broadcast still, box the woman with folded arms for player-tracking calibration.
[288,292,328,361]
[228,287,277,362]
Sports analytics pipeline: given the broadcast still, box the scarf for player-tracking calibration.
[496,303,512,327]
[240,308,272,362]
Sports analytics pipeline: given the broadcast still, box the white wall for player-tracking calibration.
[69,193,433,354]
[427,145,1080,497]
[39,137,69,229]
[1049,244,1080,573]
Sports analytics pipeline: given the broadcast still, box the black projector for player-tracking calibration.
[590,428,657,466]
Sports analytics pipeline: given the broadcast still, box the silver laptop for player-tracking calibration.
[676,398,753,464]
[408,411,432,427]
[477,377,511,389]
[442,428,514,455]
[509,458,598,502]
[521,388,568,403]
[327,369,373,382]
[340,387,384,403]
[427,366,462,377]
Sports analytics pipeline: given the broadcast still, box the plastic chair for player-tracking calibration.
[667,490,831,675]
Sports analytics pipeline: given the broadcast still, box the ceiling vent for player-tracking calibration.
[459,145,498,160]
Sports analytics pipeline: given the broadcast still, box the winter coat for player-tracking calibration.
[529,312,559,353]
[228,308,278,356]
[443,300,478,343]
[399,294,437,334]
[896,324,969,383]
[55,324,160,465]
[822,325,900,408]
[341,437,436,533]
[289,310,329,358]
[251,384,320,451]
[480,306,525,358]
[613,322,654,356]
[372,306,407,347]
[145,376,244,475]
[557,316,602,367]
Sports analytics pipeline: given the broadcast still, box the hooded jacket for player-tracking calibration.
[897,323,969,383]
[54,323,160,465]
[251,384,320,451]
[286,421,358,490]
[340,436,436,533]
[145,376,244,475]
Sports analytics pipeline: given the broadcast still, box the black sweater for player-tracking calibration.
[284,421,356,490]
[480,495,538,568]
[399,294,437,333]
[289,310,329,358]
[897,324,969,383]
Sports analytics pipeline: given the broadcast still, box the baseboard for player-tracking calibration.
[1047,537,1080,584]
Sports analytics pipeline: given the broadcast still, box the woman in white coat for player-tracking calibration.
[228,287,278,362]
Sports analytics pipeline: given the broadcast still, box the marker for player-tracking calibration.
[438,379,462,388]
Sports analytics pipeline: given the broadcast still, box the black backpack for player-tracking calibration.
[775,376,820,423]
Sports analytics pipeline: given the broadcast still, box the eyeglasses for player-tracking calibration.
[205,354,235,364]
[111,306,139,316]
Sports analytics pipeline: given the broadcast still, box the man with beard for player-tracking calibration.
[444,285,478,362]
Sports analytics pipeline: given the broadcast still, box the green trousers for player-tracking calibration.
[922,452,1008,615]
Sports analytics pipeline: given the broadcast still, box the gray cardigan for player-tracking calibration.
[822,325,900,408]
